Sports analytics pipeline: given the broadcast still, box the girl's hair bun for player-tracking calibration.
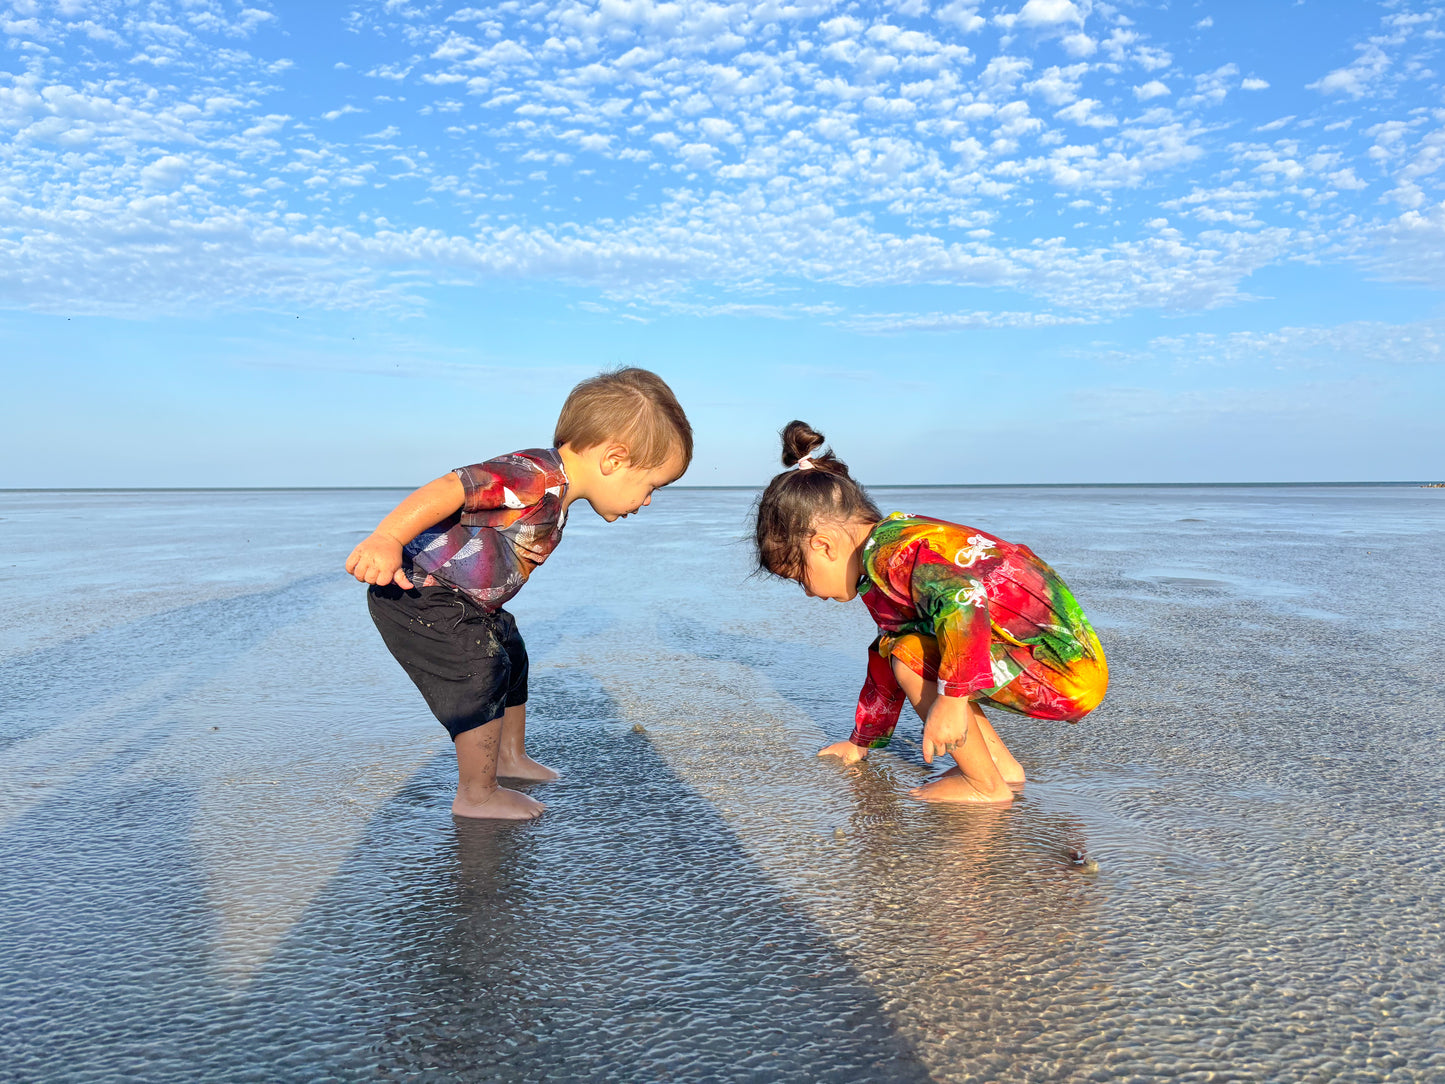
[754,418,880,579]
[780,420,825,467]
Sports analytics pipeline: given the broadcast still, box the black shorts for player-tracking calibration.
[367,583,529,740]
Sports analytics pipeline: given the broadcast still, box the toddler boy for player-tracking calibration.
[346,368,692,819]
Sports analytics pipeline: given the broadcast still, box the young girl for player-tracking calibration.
[754,422,1108,804]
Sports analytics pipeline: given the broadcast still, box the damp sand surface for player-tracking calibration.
[1,485,1442,1083]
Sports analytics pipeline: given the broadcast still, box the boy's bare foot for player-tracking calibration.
[909,774,1014,804]
[452,784,546,820]
[496,753,560,782]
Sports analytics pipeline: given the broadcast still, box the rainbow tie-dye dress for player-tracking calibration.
[850,512,1108,750]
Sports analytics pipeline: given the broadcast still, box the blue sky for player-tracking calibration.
[1,0,1442,486]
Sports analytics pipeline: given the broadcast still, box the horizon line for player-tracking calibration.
[1,481,1441,493]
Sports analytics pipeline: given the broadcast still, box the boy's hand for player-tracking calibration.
[818,740,866,764]
[345,532,414,589]
[921,696,971,764]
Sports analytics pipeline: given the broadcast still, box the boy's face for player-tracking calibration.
[588,445,687,522]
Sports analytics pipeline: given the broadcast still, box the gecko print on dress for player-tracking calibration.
[850,512,1108,749]
[404,448,569,611]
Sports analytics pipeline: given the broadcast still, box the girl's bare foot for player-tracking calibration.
[940,761,1024,792]
[909,773,1014,804]
[452,784,545,820]
[496,753,560,782]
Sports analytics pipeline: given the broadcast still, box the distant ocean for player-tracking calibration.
[2,485,1441,1082]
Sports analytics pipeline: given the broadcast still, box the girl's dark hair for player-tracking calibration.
[754,421,882,579]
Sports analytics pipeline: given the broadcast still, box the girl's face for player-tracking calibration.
[797,523,865,601]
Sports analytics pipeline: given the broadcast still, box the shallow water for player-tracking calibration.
[1,485,1441,1082]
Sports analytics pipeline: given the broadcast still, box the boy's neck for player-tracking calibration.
[556,443,592,511]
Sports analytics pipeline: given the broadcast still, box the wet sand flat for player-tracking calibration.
[1,485,1441,1082]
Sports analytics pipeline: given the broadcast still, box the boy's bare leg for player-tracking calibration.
[909,708,1014,804]
[495,703,559,781]
[890,658,1023,785]
[453,717,545,819]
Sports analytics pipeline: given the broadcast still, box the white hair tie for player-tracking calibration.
[795,455,818,470]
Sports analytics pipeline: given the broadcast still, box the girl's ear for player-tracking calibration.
[808,527,836,561]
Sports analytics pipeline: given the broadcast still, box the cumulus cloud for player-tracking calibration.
[1015,0,1085,30]
[0,0,1438,327]
[1096,318,1445,370]
[839,308,1098,332]
[1309,44,1390,99]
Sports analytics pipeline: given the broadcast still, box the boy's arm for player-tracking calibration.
[345,473,465,588]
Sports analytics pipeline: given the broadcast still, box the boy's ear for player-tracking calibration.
[597,442,631,476]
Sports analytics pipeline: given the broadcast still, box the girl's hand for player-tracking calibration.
[345,532,414,589]
[818,740,866,764]
[920,695,971,764]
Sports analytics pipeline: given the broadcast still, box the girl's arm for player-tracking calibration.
[905,546,998,763]
[920,694,972,764]
[345,473,465,588]
[822,642,907,762]
[910,548,995,697]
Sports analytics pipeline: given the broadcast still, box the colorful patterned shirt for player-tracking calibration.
[851,512,1105,748]
[402,448,569,611]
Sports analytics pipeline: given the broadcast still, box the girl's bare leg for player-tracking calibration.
[909,703,1014,804]
[972,709,1024,786]
[889,658,1024,786]
[453,714,545,819]
[496,702,559,781]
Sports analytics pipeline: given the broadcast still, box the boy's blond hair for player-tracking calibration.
[554,367,693,470]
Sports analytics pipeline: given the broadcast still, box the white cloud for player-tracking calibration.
[1015,0,1085,30]
[1255,116,1293,132]
[1099,319,1445,370]
[1241,77,1269,91]
[1027,64,1088,106]
[139,154,190,190]
[1055,98,1116,128]
[0,0,1436,331]
[1364,201,1445,287]
[935,2,986,34]
[839,308,1097,332]
[1309,44,1390,99]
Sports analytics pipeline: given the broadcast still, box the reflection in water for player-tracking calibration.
[347,676,932,1082]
